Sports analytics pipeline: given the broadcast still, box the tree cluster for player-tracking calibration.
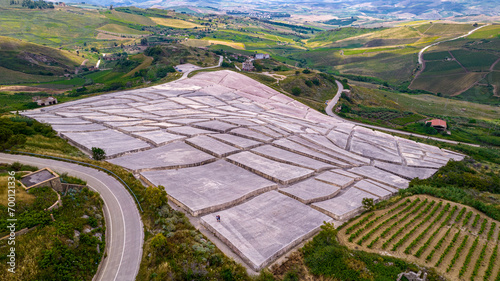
[21,0,54,9]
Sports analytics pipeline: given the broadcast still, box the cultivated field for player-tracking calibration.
[339,195,500,281]
[347,85,500,120]
[411,72,484,96]
[183,38,245,50]
[98,23,150,35]
[103,10,155,26]
[150,17,202,29]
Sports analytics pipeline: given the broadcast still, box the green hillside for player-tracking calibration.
[0,36,84,84]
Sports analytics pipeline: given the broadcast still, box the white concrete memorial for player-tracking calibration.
[23,70,463,270]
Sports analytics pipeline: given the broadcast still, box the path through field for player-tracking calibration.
[411,24,489,83]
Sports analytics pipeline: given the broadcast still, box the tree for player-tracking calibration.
[143,185,168,215]
[150,233,168,255]
[254,62,263,72]
[302,69,311,74]
[91,147,106,160]
[140,38,148,46]
[291,87,301,96]
[362,198,374,211]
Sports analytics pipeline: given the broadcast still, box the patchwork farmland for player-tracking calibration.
[339,195,500,281]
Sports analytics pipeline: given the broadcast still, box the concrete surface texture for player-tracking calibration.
[22,70,464,271]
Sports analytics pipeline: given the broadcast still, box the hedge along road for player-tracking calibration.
[0,153,143,281]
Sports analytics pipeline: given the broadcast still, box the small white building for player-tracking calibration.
[33,97,58,106]
[255,53,270,60]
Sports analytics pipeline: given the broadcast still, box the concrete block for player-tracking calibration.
[315,171,355,188]
[251,145,335,171]
[230,128,274,142]
[137,101,186,111]
[312,187,378,220]
[326,130,350,150]
[279,178,341,204]
[350,139,402,164]
[167,118,209,124]
[35,117,91,125]
[61,129,150,158]
[330,169,363,180]
[272,138,349,167]
[186,135,240,157]
[200,191,331,271]
[248,126,284,138]
[117,126,158,132]
[51,124,107,132]
[131,130,186,146]
[374,161,438,180]
[141,161,276,216]
[348,166,409,189]
[289,135,368,166]
[353,180,393,200]
[227,151,315,184]
[108,142,215,172]
[210,134,262,149]
[192,120,237,133]
[167,126,217,136]
[406,158,443,169]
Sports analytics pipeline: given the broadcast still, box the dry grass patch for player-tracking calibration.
[0,175,35,206]
[98,24,149,35]
[150,17,202,29]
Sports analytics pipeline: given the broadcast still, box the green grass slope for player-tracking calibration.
[0,36,84,84]
[0,7,107,47]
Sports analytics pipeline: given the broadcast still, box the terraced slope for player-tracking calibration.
[340,195,500,281]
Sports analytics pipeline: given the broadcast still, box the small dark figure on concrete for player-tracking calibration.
[216,215,220,222]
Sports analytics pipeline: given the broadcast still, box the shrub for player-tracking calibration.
[151,233,168,254]
[362,198,374,211]
[291,87,302,96]
[91,147,106,160]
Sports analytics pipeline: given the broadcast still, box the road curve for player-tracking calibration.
[325,82,480,147]
[0,153,143,281]
[417,24,489,65]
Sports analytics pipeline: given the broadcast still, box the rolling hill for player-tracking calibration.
[0,36,84,84]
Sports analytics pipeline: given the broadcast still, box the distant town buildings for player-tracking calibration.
[255,53,270,60]
[33,96,58,106]
[426,119,447,131]
[242,60,254,71]
[225,10,290,19]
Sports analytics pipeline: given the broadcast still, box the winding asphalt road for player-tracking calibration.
[0,153,143,281]
[325,81,480,147]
